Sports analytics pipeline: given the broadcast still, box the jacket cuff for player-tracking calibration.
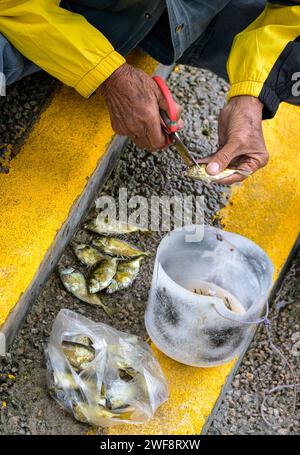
[227,80,281,120]
[258,84,281,120]
[227,81,264,101]
[75,50,126,98]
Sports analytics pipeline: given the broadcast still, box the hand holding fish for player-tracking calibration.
[201,95,269,185]
[100,63,184,151]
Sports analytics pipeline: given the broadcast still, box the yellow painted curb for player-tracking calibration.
[0,51,156,329]
[108,102,300,435]
[0,50,298,436]
[108,347,234,435]
[221,102,300,276]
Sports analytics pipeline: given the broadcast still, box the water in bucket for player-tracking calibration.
[145,225,274,367]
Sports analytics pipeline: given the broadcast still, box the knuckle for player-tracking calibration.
[176,103,183,116]
[144,105,157,120]
[232,136,247,148]
[218,149,234,163]
[111,121,122,135]
[260,151,269,167]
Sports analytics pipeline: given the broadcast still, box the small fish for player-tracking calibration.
[73,403,120,424]
[185,164,251,183]
[52,371,81,390]
[67,335,93,348]
[73,402,134,424]
[93,236,150,259]
[73,243,106,267]
[62,341,95,371]
[106,257,143,294]
[106,379,144,411]
[88,257,119,293]
[59,267,115,317]
[194,287,217,297]
[51,372,99,399]
[85,218,150,236]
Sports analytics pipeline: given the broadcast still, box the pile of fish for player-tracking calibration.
[46,309,169,426]
[59,218,151,317]
[49,334,148,423]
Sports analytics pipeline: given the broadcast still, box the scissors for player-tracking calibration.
[153,75,200,168]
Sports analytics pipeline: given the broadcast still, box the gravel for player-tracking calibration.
[0,64,298,435]
[208,250,300,435]
[0,71,56,173]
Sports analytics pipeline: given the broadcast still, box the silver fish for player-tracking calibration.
[67,335,93,348]
[88,257,119,293]
[93,236,150,259]
[85,218,150,236]
[62,341,95,371]
[73,403,121,423]
[52,371,79,391]
[73,243,106,267]
[105,379,145,411]
[186,164,251,183]
[106,257,143,294]
[59,267,115,317]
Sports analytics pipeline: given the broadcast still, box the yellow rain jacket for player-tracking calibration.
[0,1,299,119]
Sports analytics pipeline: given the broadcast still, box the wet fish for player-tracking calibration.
[88,257,119,293]
[185,164,251,183]
[106,379,145,411]
[59,267,115,317]
[73,243,106,267]
[85,218,150,236]
[106,257,143,294]
[93,236,150,259]
[62,341,95,371]
[117,362,137,382]
[53,371,82,390]
[73,402,134,424]
[51,372,100,401]
[73,403,119,423]
[67,335,93,348]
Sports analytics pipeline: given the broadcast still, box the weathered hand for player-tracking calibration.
[100,63,183,151]
[200,95,269,185]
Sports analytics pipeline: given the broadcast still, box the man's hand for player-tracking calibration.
[201,95,269,185]
[100,63,183,151]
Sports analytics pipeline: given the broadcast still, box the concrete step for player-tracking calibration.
[0,51,299,434]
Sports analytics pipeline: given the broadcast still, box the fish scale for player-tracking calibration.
[92,236,150,259]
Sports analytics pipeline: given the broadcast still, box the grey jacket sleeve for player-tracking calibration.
[0,33,39,86]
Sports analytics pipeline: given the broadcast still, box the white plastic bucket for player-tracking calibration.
[145,225,274,367]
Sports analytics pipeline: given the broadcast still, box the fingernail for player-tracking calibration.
[207,162,220,174]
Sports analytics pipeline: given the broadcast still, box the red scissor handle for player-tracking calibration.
[153,75,178,133]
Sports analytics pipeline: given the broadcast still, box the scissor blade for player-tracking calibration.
[173,133,199,168]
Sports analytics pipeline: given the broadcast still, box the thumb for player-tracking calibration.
[206,143,237,175]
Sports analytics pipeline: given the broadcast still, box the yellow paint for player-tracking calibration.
[7,374,15,380]
[0,50,157,328]
[108,102,300,436]
[0,144,13,172]
[0,50,298,437]
[109,346,234,435]
[221,102,300,277]
[2,402,7,408]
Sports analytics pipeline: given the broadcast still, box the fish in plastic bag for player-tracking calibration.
[45,309,169,426]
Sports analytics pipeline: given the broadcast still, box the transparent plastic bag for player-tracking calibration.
[45,309,169,426]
